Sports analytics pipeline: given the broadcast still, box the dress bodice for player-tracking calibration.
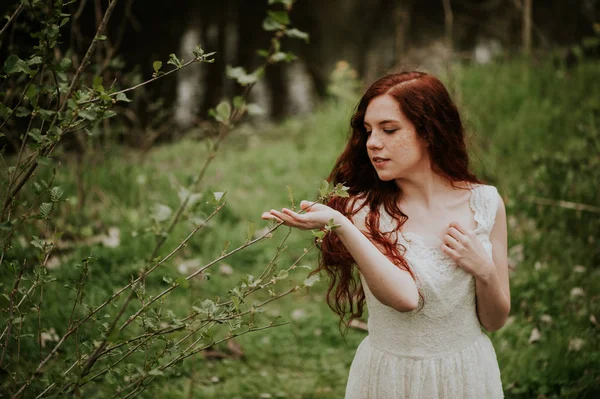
[355,184,500,358]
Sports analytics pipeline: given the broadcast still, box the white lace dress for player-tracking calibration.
[345,184,504,399]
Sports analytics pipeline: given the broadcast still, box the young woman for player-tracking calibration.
[262,72,510,398]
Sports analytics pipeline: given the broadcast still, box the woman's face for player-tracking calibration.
[363,94,430,181]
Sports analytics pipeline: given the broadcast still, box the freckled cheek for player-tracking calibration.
[390,137,424,162]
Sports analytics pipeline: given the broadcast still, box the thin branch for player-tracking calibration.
[119,220,283,331]
[0,265,23,367]
[524,196,600,214]
[0,4,24,39]
[59,0,121,113]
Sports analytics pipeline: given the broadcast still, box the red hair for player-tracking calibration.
[314,71,481,327]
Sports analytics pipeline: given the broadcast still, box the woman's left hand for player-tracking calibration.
[441,221,495,279]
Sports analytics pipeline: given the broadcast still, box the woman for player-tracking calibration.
[262,72,510,398]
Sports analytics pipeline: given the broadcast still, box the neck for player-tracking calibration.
[394,168,456,209]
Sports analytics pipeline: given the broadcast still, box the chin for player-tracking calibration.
[375,172,399,182]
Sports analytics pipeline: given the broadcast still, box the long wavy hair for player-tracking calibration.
[314,71,481,327]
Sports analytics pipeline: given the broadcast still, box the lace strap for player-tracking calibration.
[471,185,500,235]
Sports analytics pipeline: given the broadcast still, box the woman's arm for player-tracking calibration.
[263,201,419,312]
[441,194,511,332]
[332,214,420,312]
[473,195,511,332]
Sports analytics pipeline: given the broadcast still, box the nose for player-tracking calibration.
[366,130,383,151]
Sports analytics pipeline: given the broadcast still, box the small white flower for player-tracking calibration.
[40,328,59,348]
[568,338,585,352]
[534,261,545,270]
[177,258,201,274]
[528,327,541,344]
[540,314,553,324]
[291,309,306,321]
[219,263,233,275]
[101,227,121,248]
[573,265,586,273]
[570,287,585,298]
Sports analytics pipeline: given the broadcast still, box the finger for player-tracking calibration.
[300,200,317,211]
[449,221,468,235]
[281,208,305,221]
[269,210,304,227]
[447,227,464,242]
[261,212,283,223]
[443,234,459,248]
[441,244,459,259]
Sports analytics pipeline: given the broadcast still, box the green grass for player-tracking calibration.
[2,59,599,398]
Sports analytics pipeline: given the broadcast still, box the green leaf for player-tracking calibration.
[50,186,63,202]
[303,274,320,287]
[333,183,350,198]
[162,276,174,285]
[151,203,172,222]
[175,277,190,289]
[318,180,330,199]
[213,191,226,204]
[78,109,97,120]
[148,368,164,376]
[287,185,295,210]
[59,57,72,70]
[153,61,162,73]
[247,103,265,116]
[311,230,325,239]
[226,66,259,86]
[28,56,43,65]
[40,202,53,219]
[285,28,310,43]
[192,45,204,58]
[96,35,107,41]
[93,75,103,90]
[275,269,289,280]
[246,222,256,242]
[267,11,290,25]
[37,156,54,166]
[167,53,183,68]
[257,49,270,58]
[15,107,30,117]
[233,96,244,109]
[115,92,130,102]
[215,100,231,123]
[262,17,283,32]
[271,52,297,63]
[31,236,45,251]
[4,55,30,75]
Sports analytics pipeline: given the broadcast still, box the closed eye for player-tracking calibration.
[384,129,397,134]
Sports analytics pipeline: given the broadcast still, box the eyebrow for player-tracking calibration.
[363,119,400,126]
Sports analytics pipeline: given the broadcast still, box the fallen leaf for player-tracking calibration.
[568,337,585,352]
[219,263,233,275]
[528,327,541,344]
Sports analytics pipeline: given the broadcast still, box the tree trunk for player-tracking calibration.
[522,0,532,56]
[441,0,454,55]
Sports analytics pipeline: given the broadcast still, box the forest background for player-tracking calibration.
[0,0,599,398]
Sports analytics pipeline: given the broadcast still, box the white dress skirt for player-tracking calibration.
[345,185,504,399]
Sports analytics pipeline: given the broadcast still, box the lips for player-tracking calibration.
[372,157,390,166]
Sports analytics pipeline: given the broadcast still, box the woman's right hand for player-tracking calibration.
[261,200,345,231]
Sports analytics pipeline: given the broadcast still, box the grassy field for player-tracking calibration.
[2,59,599,398]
